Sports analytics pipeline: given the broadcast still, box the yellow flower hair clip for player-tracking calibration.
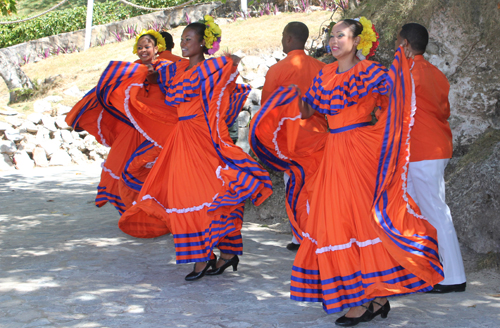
[355,17,379,59]
[202,15,222,55]
[133,29,167,55]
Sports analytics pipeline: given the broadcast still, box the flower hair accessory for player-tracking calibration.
[133,29,167,55]
[201,15,222,55]
[354,17,379,60]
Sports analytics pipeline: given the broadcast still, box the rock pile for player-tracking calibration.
[0,50,290,172]
[0,88,110,171]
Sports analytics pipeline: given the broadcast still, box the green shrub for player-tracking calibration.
[0,0,189,48]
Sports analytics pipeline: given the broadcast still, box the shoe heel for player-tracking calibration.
[232,262,238,271]
[381,302,390,319]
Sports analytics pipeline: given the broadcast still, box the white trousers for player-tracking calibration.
[407,159,466,285]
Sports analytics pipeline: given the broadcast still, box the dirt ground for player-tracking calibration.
[1,164,499,327]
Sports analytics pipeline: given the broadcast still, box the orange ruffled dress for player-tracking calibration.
[118,57,272,264]
[65,58,176,214]
[250,49,444,314]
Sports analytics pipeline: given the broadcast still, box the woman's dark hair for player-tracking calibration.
[138,34,157,46]
[339,19,363,37]
[185,22,206,42]
[400,23,429,53]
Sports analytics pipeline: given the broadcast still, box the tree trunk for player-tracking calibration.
[0,49,34,103]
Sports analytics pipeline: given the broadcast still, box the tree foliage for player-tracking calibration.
[0,0,17,16]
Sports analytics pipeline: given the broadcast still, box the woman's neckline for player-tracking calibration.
[336,60,362,74]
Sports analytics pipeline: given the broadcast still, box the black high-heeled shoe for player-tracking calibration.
[184,255,217,281]
[205,255,239,275]
[371,299,390,319]
[335,303,374,327]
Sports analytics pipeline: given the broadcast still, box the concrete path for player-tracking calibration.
[1,165,499,327]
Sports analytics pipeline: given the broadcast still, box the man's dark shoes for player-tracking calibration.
[427,282,466,293]
[286,242,300,251]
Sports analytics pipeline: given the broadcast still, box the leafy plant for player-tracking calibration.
[96,36,107,46]
[111,30,123,42]
[0,0,191,48]
[123,25,138,39]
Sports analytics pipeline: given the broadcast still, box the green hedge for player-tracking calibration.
[0,0,185,48]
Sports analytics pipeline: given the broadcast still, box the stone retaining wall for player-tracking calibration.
[0,2,222,65]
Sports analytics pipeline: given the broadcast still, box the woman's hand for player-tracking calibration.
[146,64,155,75]
[291,84,314,119]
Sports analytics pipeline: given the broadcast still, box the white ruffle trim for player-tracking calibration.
[301,232,318,245]
[144,158,157,169]
[316,237,382,255]
[215,69,239,148]
[400,64,426,221]
[273,115,301,160]
[97,109,110,148]
[124,83,163,149]
[101,161,120,180]
[140,193,218,214]
[216,165,229,186]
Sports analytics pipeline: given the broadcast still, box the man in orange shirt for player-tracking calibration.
[262,22,326,250]
[397,23,466,293]
[158,32,184,62]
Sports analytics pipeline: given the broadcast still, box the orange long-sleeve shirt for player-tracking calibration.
[262,49,325,104]
[158,50,185,63]
[410,55,453,162]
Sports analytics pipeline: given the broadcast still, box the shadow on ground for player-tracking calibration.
[0,165,499,327]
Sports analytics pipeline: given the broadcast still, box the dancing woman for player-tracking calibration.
[250,18,444,326]
[118,17,272,281]
[65,30,176,214]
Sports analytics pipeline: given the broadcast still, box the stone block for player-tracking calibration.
[55,116,70,130]
[26,113,43,124]
[41,115,57,132]
[0,105,18,116]
[0,140,17,154]
[13,150,35,170]
[68,147,88,165]
[51,130,62,141]
[32,147,48,167]
[241,55,263,70]
[4,128,24,142]
[49,149,72,166]
[249,76,266,89]
[265,56,277,67]
[20,121,38,133]
[5,117,23,127]
[60,130,73,144]
[36,127,50,141]
[17,140,36,154]
[272,50,286,61]
[56,104,72,116]
[71,131,81,140]
[0,121,11,131]
[38,139,61,157]
[237,111,251,128]
[247,89,262,106]
[257,64,269,77]
[0,153,15,171]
